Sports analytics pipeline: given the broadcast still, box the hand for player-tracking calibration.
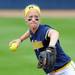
[46,47,56,55]
[9,39,21,48]
[38,46,56,71]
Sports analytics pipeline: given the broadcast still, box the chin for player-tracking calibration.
[31,28,37,33]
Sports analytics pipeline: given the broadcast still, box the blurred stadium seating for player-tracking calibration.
[0,0,75,9]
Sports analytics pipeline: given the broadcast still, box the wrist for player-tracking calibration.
[49,43,55,48]
[17,39,21,43]
[48,45,55,49]
[19,37,24,42]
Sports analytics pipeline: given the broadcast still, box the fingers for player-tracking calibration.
[9,40,17,46]
[9,39,21,47]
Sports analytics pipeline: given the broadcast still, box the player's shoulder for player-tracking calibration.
[39,24,51,31]
[40,24,52,28]
[38,24,52,34]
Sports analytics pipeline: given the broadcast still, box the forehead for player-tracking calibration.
[26,9,40,17]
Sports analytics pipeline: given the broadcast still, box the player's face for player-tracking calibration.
[25,10,40,33]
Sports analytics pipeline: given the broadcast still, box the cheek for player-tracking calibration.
[28,24,33,29]
[26,20,31,25]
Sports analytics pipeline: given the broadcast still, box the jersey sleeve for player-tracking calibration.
[44,25,52,39]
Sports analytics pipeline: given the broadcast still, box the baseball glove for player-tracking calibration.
[37,47,56,70]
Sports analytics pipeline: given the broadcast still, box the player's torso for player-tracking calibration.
[30,24,50,50]
[29,24,71,72]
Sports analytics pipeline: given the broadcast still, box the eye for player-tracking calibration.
[27,18,32,21]
[35,18,39,21]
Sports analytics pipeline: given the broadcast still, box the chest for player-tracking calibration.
[30,29,46,41]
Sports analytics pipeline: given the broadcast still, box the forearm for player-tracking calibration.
[19,30,30,42]
[9,30,30,49]
[48,29,59,47]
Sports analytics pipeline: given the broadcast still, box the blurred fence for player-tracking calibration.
[0,10,75,17]
[0,0,75,9]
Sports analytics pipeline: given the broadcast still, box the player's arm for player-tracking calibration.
[47,28,59,47]
[9,30,30,47]
[38,29,58,69]
[19,30,30,42]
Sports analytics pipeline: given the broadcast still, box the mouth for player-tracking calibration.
[33,27,36,30]
[31,26,37,33]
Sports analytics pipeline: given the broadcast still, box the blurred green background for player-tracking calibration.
[0,17,75,75]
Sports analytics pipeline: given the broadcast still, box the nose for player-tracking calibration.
[32,17,36,22]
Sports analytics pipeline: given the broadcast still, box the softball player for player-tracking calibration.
[9,4,75,75]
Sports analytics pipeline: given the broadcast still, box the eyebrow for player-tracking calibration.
[28,15,39,18]
[29,16,33,18]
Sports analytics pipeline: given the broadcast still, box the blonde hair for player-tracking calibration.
[24,4,41,17]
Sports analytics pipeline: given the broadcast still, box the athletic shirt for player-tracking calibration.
[30,24,71,73]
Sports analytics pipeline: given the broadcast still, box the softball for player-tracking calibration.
[9,43,17,51]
